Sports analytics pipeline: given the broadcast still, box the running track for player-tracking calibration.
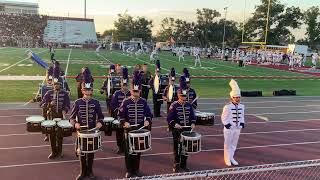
[0,96,320,180]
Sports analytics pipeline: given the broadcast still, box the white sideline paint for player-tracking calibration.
[0,140,319,169]
[0,76,45,80]
[1,128,320,149]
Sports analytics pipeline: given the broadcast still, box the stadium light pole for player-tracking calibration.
[222,7,228,50]
[84,0,87,19]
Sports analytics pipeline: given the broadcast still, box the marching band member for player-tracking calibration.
[49,46,55,61]
[221,79,245,167]
[118,72,153,178]
[75,67,94,99]
[141,64,151,100]
[163,67,178,113]
[100,64,121,116]
[167,76,196,173]
[183,68,198,109]
[150,60,168,117]
[115,63,122,75]
[178,47,185,62]
[150,49,157,62]
[194,47,202,67]
[40,73,70,159]
[70,80,104,180]
[111,67,131,154]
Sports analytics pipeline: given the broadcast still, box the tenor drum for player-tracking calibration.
[26,115,45,132]
[128,129,151,153]
[41,120,56,134]
[180,131,201,154]
[103,117,114,136]
[195,111,215,125]
[76,131,102,154]
[57,120,73,137]
[53,118,62,122]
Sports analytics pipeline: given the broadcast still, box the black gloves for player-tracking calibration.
[225,123,232,129]
[240,123,245,129]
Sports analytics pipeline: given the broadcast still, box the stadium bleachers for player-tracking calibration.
[43,19,97,44]
[0,13,97,47]
[0,13,48,47]
[43,20,64,43]
[62,20,97,44]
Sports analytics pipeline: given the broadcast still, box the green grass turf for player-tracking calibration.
[0,47,319,102]
[1,79,320,102]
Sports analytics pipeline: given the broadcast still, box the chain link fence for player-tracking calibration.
[116,159,320,180]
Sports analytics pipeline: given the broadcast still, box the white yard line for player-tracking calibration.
[96,52,113,64]
[64,48,72,77]
[0,49,47,73]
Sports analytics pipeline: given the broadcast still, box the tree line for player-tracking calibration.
[101,0,320,49]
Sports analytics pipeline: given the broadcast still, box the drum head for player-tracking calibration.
[112,120,120,125]
[130,129,149,134]
[26,116,44,123]
[57,120,72,128]
[53,118,62,122]
[181,131,200,138]
[104,117,114,122]
[204,112,215,116]
[78,130,101,138]
[42,120,56,127]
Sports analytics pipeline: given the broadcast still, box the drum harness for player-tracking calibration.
[76,99,90,156]
[179,103,189,157]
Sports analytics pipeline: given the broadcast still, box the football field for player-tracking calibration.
[0,47,320,102]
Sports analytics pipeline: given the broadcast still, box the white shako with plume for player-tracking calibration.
[229,79,241,98]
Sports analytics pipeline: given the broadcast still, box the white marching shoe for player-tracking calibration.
[224,159,232,167]
[231,158,239,166]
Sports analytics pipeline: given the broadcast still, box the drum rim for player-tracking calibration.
[181,132,201,139]
[57,120,72,128]
[128,130,150,137]
[202,112,215,116]
[104,117,114,121]
[26,116,44,123]
[41,120,56,126]
[78,131,101,138]
[112,120,120,124]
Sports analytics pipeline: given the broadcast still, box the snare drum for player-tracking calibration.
[112,119,121,130]
[103,117,114,136]
[26,115,45,132]
[76,131,102,154]
[41,120,56,134]
[53,118,62,122]
[57,120,73,137]
[128,129,151,153]
[180,131,201,154]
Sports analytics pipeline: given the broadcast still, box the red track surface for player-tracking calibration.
[0,108,320,180]
[250,64,320,77]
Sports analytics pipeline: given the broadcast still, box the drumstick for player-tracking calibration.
[88,127,98,132]
[137,125,145,131]
[191,96,199,104]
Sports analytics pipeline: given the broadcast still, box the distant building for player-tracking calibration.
[0,0,39,14]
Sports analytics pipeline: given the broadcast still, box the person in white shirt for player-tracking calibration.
[178,47,185,62]
[194,47,202,67]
